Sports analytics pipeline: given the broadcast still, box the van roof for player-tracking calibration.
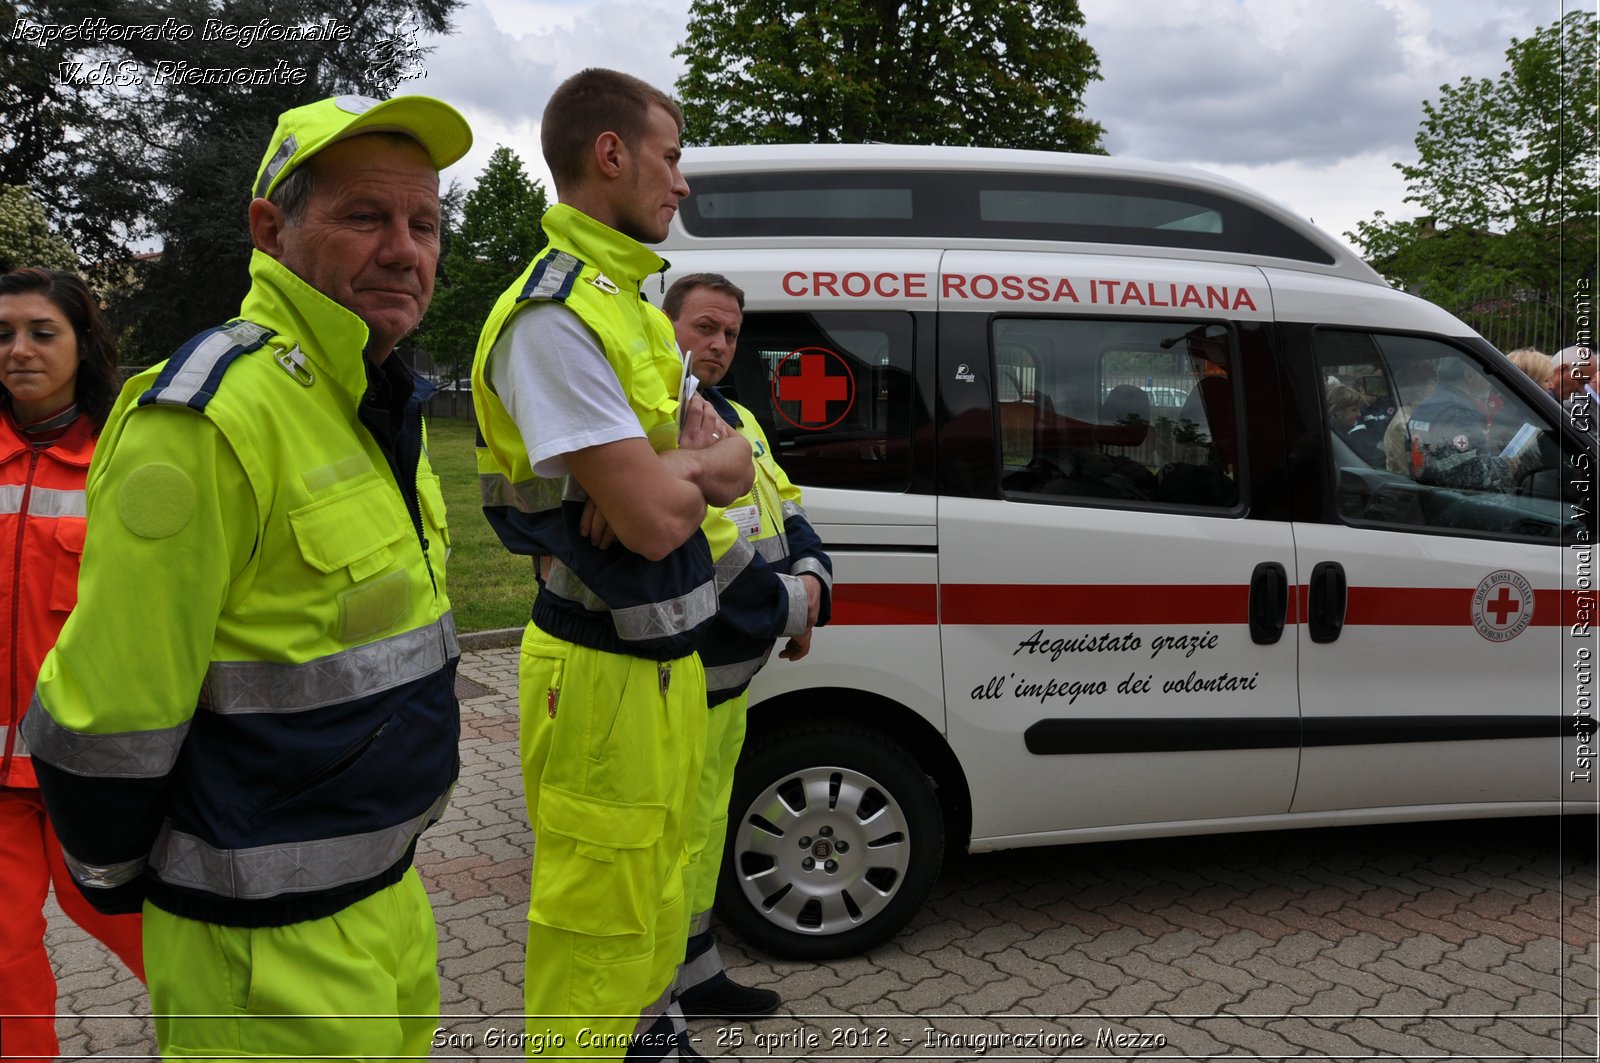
[668,144,1385,285]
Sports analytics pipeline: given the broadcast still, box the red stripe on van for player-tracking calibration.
[1343,586,1594,627]
[830,583,939,625]
[830,583,1593,628]
[941,584,1249,625]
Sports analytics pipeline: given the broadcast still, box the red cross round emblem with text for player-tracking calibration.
[771,346,856,431]
[1471,569,1534,642]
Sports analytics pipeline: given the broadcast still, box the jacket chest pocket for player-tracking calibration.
[49,518,87,613]
[289,477,408,583]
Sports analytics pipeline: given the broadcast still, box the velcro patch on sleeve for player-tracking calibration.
[118,462,197,539]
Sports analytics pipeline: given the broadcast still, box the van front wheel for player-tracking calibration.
[715,724,944,960]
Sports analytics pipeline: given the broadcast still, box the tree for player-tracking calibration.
[0,184,77,271]
[2,0,462,363]
[413,146,548,385]
[674,0,1104,153]
[1349,11,1597,347]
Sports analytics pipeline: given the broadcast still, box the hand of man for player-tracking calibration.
[779,627,813,661]
[679,394,733,450]
[580,498,616,549]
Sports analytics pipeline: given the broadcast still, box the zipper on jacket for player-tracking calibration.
[3,449,43,779]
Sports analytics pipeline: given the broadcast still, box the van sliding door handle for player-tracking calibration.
[1248,562,1288,645]
[1308,561,1347,644]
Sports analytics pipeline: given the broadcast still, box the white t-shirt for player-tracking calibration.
[487,301,645,477]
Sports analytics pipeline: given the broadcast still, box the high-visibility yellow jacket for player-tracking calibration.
[697,391,833,705]
[23,251,460,926]
[472,203,739,658]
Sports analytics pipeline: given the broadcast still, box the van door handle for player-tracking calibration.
[1308,561,1347,644]
[1248,562,1288,645]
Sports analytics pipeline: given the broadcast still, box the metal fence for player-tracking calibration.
[1445,287,1573,356]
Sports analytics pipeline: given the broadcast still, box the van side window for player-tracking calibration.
[1314,330,1579,541]
[996,318,1241,510]
[727,311,915,491]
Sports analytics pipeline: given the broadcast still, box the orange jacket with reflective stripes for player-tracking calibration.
[0,411,93,788]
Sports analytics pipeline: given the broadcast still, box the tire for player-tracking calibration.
[715,722,944,960]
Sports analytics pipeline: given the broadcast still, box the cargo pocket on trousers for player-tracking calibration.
[528,784,667,938]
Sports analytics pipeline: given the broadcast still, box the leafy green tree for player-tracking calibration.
[2,0,462,363]
[1350,10,1597,344]
[0,184,78,271]
[414,146,548,385]
[674,0,1104,153]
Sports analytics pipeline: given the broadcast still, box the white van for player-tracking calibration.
[657,145,1596,959]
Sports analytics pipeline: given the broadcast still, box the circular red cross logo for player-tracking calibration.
[1471,569,1534,642]
[771,346,856,431]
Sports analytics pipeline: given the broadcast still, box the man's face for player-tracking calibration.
[272,135,441,361]
[1554,358,1592,401]
[672,287,742,386]
[613,104,689,244]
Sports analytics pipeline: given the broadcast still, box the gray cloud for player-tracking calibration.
[1082,0,1569,168]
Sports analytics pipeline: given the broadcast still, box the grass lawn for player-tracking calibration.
[426,415,533,633]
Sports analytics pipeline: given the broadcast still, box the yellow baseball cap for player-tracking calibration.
[252,94,473,201]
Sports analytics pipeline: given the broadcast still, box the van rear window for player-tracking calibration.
[680,171,1333,264]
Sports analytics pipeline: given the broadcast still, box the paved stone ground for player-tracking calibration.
[42,646,1600,1061]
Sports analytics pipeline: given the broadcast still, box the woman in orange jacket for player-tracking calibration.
[0,267,144,1061]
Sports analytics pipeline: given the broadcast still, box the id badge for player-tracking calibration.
[725,504,761,539]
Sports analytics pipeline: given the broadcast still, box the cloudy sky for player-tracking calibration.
[405,0,1578,250]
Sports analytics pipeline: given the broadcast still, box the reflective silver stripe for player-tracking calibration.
[0,485,86,517]
[19,694,189,779]
[791,556,834,594]
[255,133,298,197]
[688,908,714,937]
[479,472,566,514]
[201,613,460,715]
[704,652,771,694]
[545,563,718,642]
[148,321,271,407]
[152,784,454,899]
[0,722,26,758]
[714,535,754,595]
[545,560,607,611]
[678,939,725,993]
[778,572,809,637]
[753,533,789,563]
[27,486,86,518]
[613,581,717,642]
[781,500,808,522]
[530,252,581,300]
[63,849,147,890]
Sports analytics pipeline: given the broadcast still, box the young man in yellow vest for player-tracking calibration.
[471,70,752,1059]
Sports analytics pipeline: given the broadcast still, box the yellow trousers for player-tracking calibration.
[683,692,748,919]
[518,624,706,1059]
[144,867,438,1061]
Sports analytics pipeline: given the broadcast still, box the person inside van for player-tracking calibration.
[1551,345,1598,443]
[1506,347,1554,392]
[1407,358,1528,491]
[1325,383,1378,464]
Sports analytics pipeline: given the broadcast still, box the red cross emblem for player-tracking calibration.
[1485,586,1521,625]
[1472,569,1534,642]
[772,346,855,430]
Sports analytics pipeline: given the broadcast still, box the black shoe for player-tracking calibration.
[678,977,783,1020]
